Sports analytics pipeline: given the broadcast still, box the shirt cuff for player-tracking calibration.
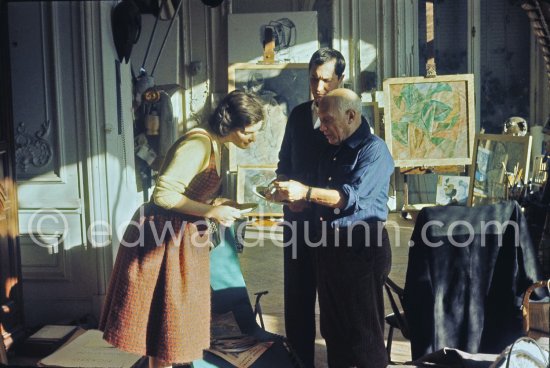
[339,184,358,212]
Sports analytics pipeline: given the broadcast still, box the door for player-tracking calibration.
[8,1,99,327]
[0,0,25,348]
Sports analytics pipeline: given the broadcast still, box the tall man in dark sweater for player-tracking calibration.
[276,48,345,368]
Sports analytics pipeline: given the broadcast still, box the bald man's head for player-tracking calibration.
[318,88,363,145]
[320,88,362,118]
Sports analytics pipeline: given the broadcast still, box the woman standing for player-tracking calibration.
[99,90,264,368]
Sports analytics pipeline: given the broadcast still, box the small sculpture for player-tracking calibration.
[503,116,528,136]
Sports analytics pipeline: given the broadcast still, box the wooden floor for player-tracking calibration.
[240,213,415,367]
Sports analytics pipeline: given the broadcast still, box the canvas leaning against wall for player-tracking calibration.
[468,134,532,206]
[532,155,547,185]
[383,74,476,167]
[228,11,318,64]
[228,63,310,171]
[361,101,384,138]
[435,175,470,206]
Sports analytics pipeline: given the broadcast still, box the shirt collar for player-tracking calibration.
[311,100,320,129]
[342,118,371,149]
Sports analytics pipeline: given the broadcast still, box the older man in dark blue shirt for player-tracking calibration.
[275,88,394,368]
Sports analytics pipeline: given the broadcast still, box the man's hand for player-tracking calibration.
[274,180,308,202]
[263,179,287,202]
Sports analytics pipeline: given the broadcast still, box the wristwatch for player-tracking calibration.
[305,186,313,202]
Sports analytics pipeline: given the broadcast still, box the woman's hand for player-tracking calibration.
[211,197,238,207]
[207,205,242,227]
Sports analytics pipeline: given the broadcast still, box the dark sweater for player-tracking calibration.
[276,101,329,220]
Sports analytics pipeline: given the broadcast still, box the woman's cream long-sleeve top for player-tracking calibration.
[151,130,218,210]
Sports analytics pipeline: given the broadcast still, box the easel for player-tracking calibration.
[400,1,466,217]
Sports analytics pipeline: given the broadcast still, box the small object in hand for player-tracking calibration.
[262,182,277,198]
[255,185,274,199]
[253,184,289,204]
[235,203,258,216]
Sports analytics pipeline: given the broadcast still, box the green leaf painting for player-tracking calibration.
[389,80,469,162]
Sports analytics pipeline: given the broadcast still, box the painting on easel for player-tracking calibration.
[383,74,475,167]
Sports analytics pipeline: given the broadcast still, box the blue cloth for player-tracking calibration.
[209,225,246,291]
[316,121,394,228]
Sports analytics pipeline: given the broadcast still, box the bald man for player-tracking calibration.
[275,89,394,368]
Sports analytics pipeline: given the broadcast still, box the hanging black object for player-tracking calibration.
[133,0,178,20]
[139,0,183,77]
[111,0,142,63]
[133,0,162,15]
[201,0,224,7]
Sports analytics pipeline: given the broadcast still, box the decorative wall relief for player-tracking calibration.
[15,120,53,174]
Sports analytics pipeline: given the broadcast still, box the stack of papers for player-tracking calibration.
[38,329,142,368]
[28,325,77,342]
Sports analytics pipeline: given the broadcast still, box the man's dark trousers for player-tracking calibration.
[316,224,391,368]
[284,220,317,368]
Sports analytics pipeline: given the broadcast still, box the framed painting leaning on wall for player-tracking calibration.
[383,74,475,167]
[228,63,310,171]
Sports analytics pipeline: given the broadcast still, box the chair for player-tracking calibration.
[192,223,301,368]
[522,279,550,339]
[383,278,409,362]
[403,200,543,360]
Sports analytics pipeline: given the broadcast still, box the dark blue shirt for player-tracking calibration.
[316,121,394,228]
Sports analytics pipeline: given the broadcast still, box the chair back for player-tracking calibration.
[384,278,409,339]
[522,279,550,339]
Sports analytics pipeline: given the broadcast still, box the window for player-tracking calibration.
[417,0,531,133]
